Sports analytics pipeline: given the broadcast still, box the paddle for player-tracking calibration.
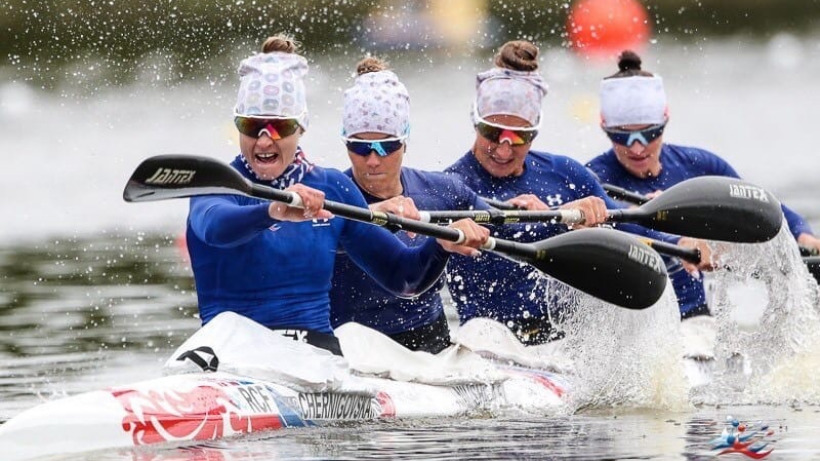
[603,183,820,266]
[479,196,519,210]
[601,183,649,205]
[424,207,701,263]
[124,154,669,310]
[430,176,783,244]
[801,246,820,257]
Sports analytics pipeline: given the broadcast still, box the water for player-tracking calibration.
[2,36,820,459]
[16,409,812,460]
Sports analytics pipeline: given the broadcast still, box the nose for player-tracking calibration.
[256,133,275,148]
[627,141,646,156]
[494,141,514,159]
[365,152,382,167]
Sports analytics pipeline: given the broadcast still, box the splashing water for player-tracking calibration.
[535,275,691,413]
[698,223,820,405]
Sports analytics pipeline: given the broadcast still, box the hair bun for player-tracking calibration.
[262,34,299,54]
[356,56,388,75]
[494,40,539,72]
[617,50,642,72]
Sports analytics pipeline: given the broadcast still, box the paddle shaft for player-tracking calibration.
[801,246,820,257]
[419,208,701,263]
[602,184,649,205]
[468,198,679,229]
[250,184,537,259]
[420,207,694,230]
[486,186,650,211]
[478,196,519,210]
[639,239,701,264]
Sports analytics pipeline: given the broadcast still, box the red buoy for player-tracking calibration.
[567,0,651,58]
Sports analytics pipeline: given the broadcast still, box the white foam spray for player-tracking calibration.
[540,276,691,413]
[696,223,820,405]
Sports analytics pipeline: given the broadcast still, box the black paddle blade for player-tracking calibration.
[635,176,783,243]
[123,154,252,202]
[527,228,668,310]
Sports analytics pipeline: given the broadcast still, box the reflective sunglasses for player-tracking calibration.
[472,109,540,146]
[474,121,539,145]
[603,122,667,147]
[234,115,302,140]
[343,136,407,157]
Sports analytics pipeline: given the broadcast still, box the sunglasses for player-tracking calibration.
[603,122,667,147]
[343,136,407,157]
[471,107,540,146]
[234,115,301,140]
[474,121,539,145]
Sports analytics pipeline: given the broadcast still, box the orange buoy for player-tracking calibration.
[567,0,651,59]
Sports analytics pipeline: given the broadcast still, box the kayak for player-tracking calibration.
[0,313,570,461]
[0,303,729,461]
[0,307,723,461]
[0,369,568,461]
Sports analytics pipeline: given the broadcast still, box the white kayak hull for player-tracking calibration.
[1,311,712,460]
[0,367,567,461]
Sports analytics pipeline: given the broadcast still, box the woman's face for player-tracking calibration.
[239,127,303,180]
[471,114,533,178]
[607,123,664,178]
[346,132,406,199]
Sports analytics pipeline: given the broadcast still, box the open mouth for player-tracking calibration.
[255,152,280,164]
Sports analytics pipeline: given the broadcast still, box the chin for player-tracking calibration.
[255,167,284,181]
[490,164,520,178]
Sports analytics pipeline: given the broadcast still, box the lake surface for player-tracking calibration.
[2,35,820,459]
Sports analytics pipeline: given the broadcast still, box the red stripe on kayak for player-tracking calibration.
[376,391,396,418]
[528,374,565,398]
[112,384,284,445]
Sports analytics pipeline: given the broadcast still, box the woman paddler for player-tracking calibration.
[185,35,489,356]
[444,40,713,345]
[329,56,490,354]
[586,50,820,318]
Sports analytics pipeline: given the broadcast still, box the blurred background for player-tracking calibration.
[1,0,819,242]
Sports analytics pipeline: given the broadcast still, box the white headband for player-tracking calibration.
[600,76,667,127]
[475,68,548,126]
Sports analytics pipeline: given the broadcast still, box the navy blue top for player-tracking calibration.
[586,143,814,314]
[444,150,679,324]
[586,144,812,238]
[186,155,450,334]
[330,167,487,334]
